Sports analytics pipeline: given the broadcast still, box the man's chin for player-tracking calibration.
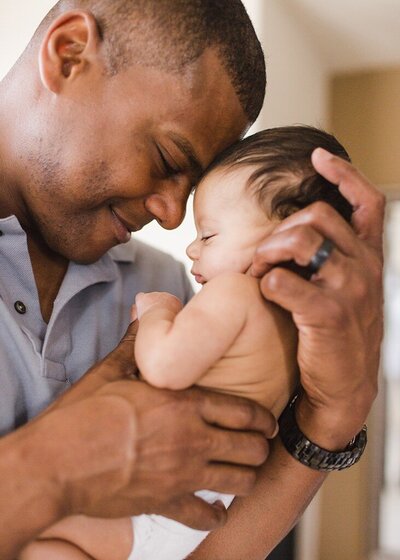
[44,226,125,264]
[56,242,114,265]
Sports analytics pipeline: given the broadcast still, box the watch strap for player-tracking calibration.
[279,394,368,472]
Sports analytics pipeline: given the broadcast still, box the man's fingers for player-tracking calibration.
[160,494,227,531]
[197,390,277,438]
[117,319,139,365]
[311,147,379,204]
[200,464,258,496]
[311,147,385,252]
[250,211,354,278]
[259,267,323,318]
[206,426,270,466]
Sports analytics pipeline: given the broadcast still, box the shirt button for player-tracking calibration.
[14,301,27,314]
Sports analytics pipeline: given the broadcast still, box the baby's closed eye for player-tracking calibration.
[201,234,216,242]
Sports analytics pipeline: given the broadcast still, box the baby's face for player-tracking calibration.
[187,166,277,284]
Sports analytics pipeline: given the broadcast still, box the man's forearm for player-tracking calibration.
[188,437,326,560]
[189,389,372,560]
[0,421,65,560]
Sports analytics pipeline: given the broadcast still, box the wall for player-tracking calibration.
[331,68,400,190]
[315,66,400,560]
[251,0,329,130]
[0,0,55,79]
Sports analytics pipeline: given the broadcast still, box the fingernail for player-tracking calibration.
[272,422,279,439]
[313,147,333,161]
[213,500,226,511]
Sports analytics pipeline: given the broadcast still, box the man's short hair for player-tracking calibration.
[37,0,266,123]
[208,125,353,223]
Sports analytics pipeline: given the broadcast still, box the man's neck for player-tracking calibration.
[27,235,69,324]
[0,69,68,323]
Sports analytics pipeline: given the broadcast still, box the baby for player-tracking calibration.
[19,126,352,560]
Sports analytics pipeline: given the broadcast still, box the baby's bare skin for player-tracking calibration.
[136,273,298,418]
[194,276,298,416]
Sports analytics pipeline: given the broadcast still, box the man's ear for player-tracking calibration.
[39,10,101,94]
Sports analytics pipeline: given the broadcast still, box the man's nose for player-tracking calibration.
[144,190,187,230]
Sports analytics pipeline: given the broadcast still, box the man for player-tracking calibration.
[0,1,384,559]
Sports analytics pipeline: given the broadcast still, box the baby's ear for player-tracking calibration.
[130,304,138,323]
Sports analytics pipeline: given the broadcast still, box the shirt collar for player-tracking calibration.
[108,239,137,263]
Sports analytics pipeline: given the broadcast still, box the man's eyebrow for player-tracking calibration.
[168,133,204,180]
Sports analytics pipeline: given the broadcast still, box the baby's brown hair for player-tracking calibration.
[207,125,353,223]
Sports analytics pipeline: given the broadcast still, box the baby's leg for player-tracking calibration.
[18,539,92,560]
[20,516,133,560]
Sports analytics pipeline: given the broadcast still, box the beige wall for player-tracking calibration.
[0,0,55,79]
[246,0,329,130]
[318,460,371,560]
[315,67,400,560]
[330,68,400,190]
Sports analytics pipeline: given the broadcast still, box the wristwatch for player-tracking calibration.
[279,394,368,471]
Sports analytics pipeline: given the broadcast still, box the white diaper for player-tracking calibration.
[127,490,234,560]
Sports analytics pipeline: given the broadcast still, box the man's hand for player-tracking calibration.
[26,322,276,531]
[250,148,384,449]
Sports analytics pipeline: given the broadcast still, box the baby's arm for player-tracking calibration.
[135,273,251,390]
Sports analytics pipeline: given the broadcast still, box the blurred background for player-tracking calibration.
[1,1,399,559]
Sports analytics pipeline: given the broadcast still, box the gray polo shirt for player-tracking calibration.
[0,215,193,436]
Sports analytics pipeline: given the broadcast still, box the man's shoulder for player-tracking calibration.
[108,239,194,302]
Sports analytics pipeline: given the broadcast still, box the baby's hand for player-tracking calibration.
[135,292,183,319]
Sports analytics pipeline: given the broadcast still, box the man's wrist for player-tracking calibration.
[0,420,66,558]
[279,394,368,471]
[14,417,68,518]
[294,392,369,451]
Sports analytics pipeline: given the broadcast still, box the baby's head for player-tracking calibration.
[187,125,353,285]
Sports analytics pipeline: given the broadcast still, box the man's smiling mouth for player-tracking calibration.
[110,207,133,243]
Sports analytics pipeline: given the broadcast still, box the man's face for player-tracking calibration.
[25,49,249,263]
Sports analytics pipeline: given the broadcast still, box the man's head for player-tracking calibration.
[36,0,266,124]
[187,126,353,284]
[1,0,265,263]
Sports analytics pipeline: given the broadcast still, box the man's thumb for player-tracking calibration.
[116,319,139,371]
[99,319,141,383]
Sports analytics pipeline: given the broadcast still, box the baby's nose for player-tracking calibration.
[186,240,198,260]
